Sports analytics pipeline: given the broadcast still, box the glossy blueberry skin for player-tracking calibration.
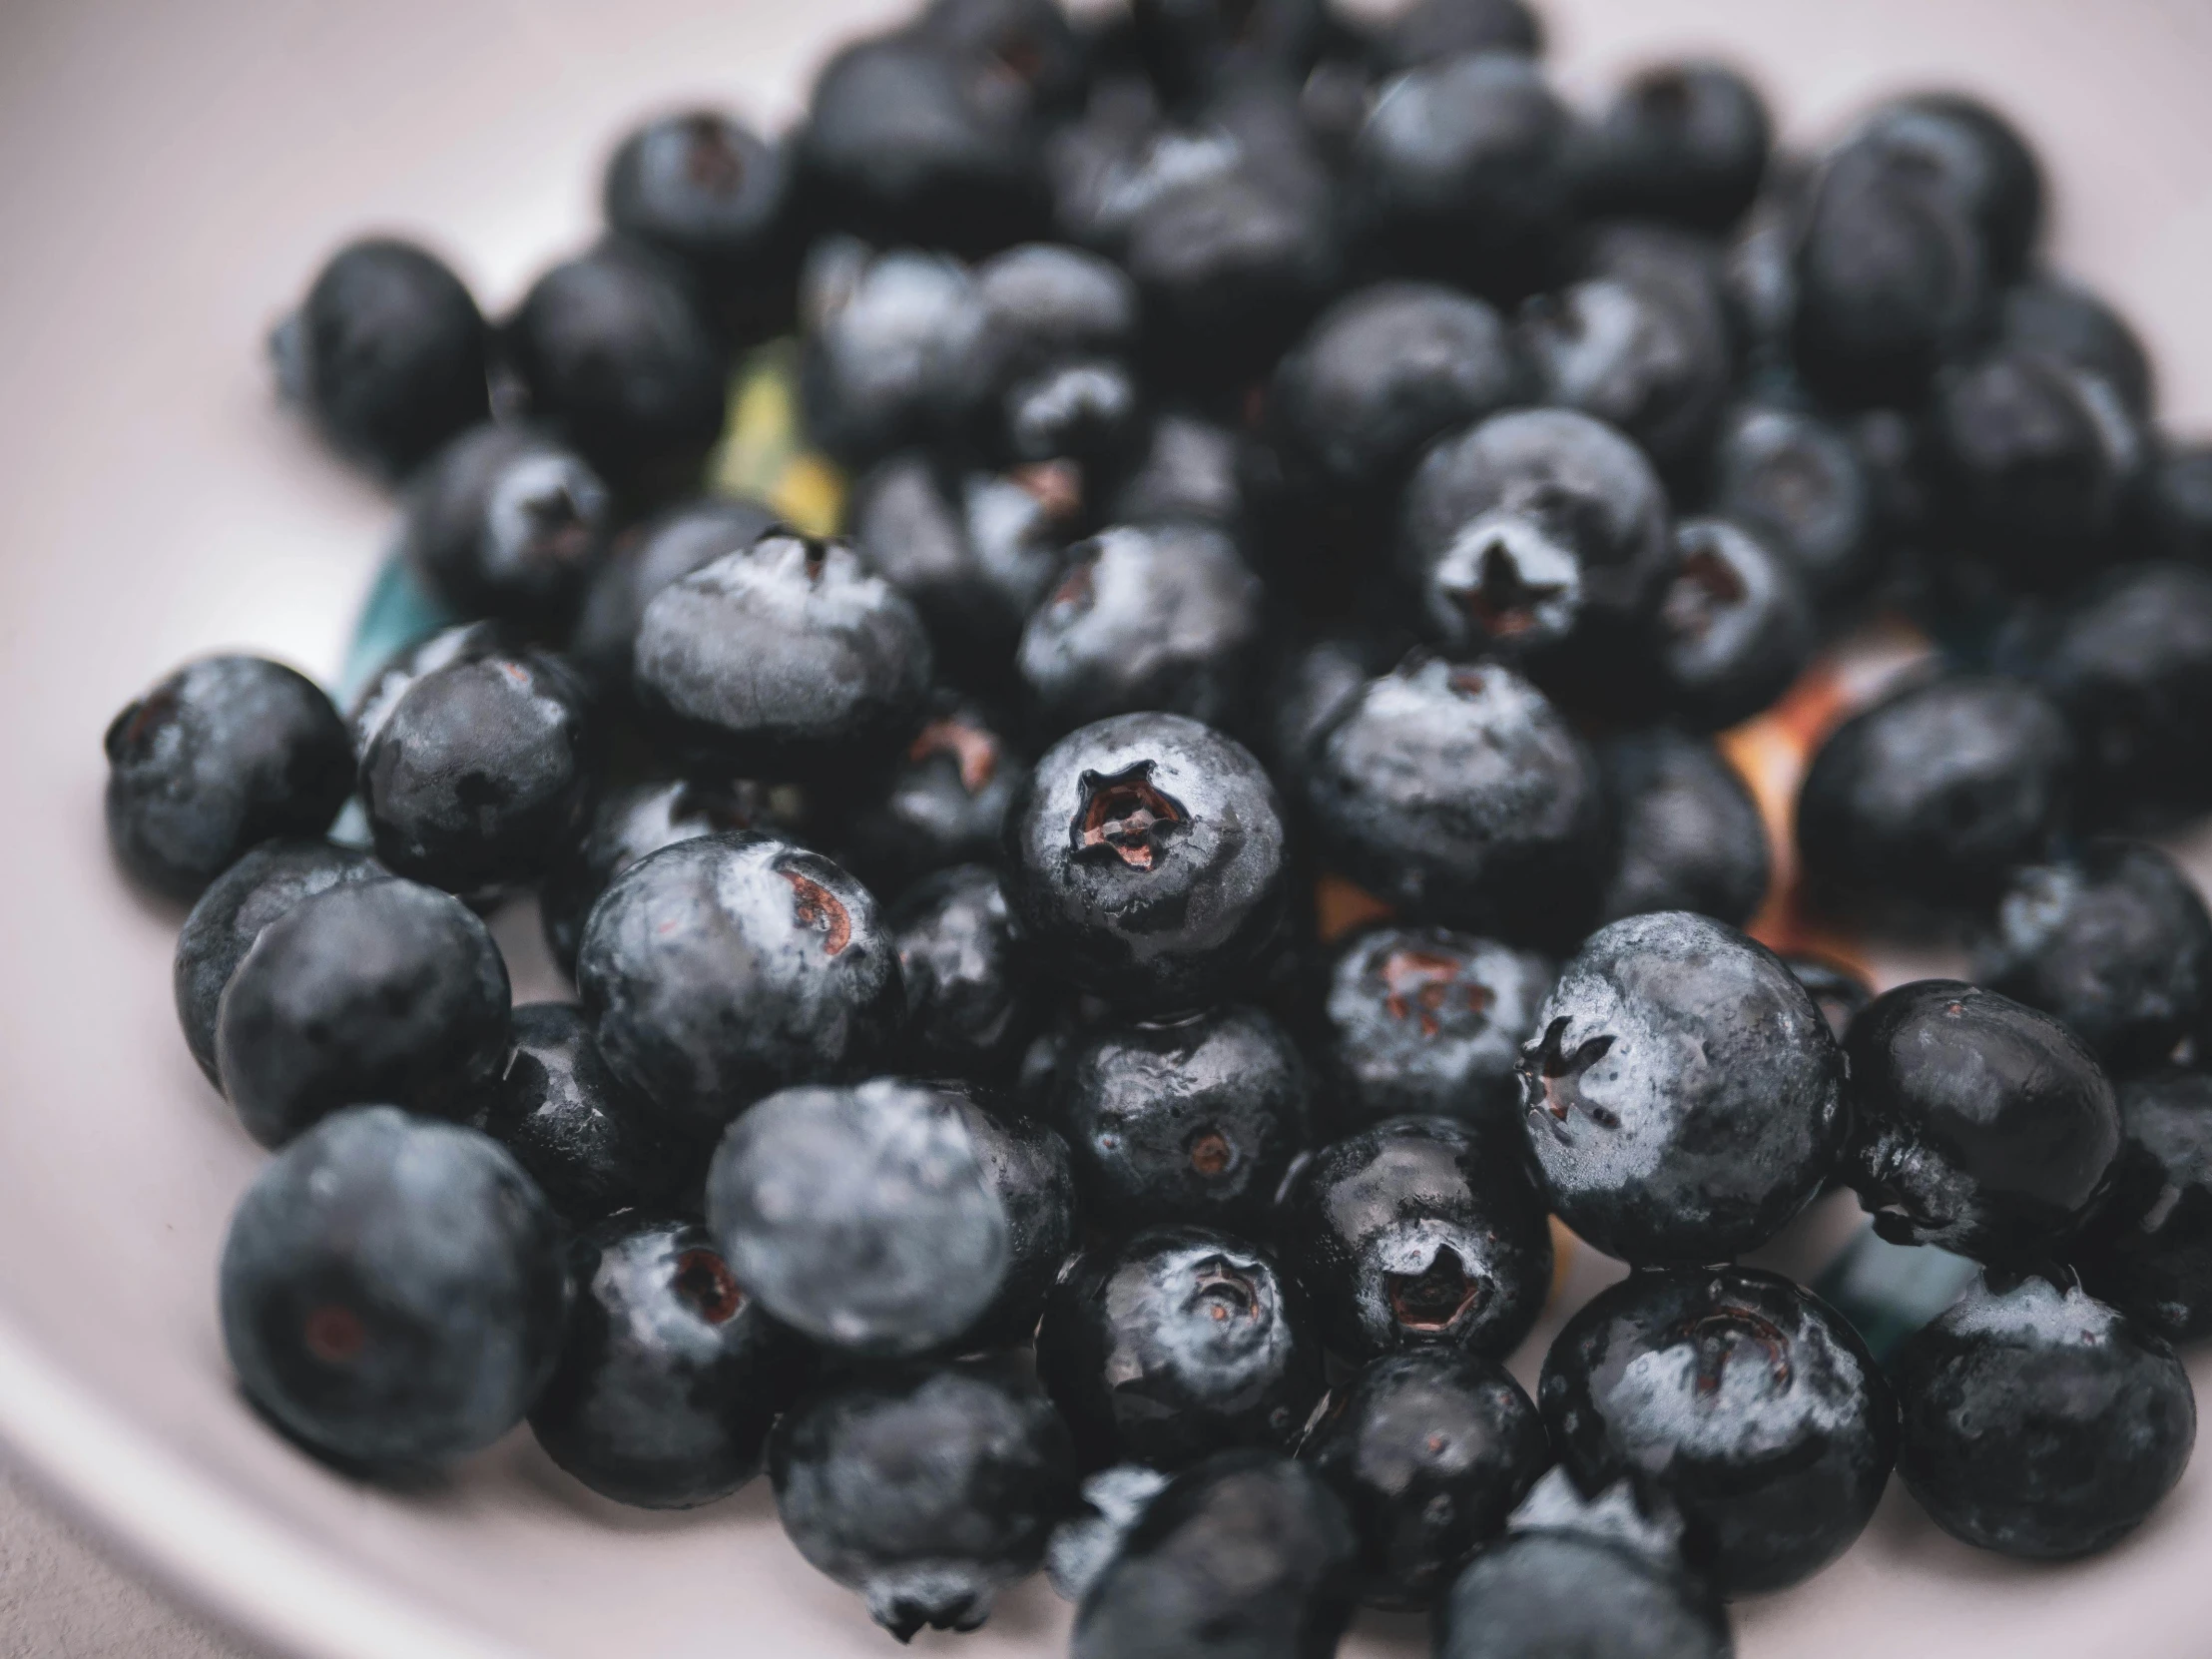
[799,246,974,467]
[1319,925,1552,1133]
[2029,562,2212,830]
[1105,412,1245,533]
[635,531,933,779]
[1351,52,1575,298]
[1300,658,1607,949]
[577,832,902,1135]
[1053,1004,1312,1236]
[2074,1071,2212,1340]
[1279,1117,1551,1364]
[360,649,595,897]
[1933,345,2146,588]
[1597,731,1770,929]
[215,878,511,1149]
[1400,408,1671,666]
[1998,276,2153,416]
[1375,0,1540,71]
[1003,713,1290,1014]
[270,239,488,480]
[569,496,779,693]
[1709,401,1877,604]
[1516,228,1734,475]
[890,864,1040,1081]
[1037,1226,1324,1470]
[506,240,729,497]
[530,1216,811,1508]
[1796,675,2075,921]
[1973,841,2212,1075]
[1299,1351,1547,1609]
[540,777,806,977]
[840,699,1028,893]
[852,454,1078,676]
[1541,1265,1897,1594]
[1436,1526,1729,1659]
[219,1106,569,1470]
[1783,954,1875,1044]
[602,112,790,295]
[104,655,354,902]
[1582,63,1772,234]
[1894,1276,2194,1559]
[798,33,1048,255]
[706,1077,1014,1357]
[1843,979,2120,1265]
[1849,93,2044,282]
[174,839,386,1087]
[401,424,612,628]
[1268,282,1525,501]
[772,1357,1079,1642]
[1072,1451,1358,1659]
[477,1004,687,1227]
[1521,912,1844,1266]
[1649,519,1812,733]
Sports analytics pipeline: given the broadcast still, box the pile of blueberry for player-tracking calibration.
[101,0,2212,1651]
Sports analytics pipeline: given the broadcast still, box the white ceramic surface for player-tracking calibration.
[5,1,2212,1655]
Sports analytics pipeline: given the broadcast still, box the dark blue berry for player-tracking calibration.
[1649,518,1813,733]
[2145,442,2212,567]
[568,496,778,693]
[1540,1265,1897,1593]
[921,0,1090,118]
[346,621,517,757]
[840,699,1028,892]
[400,425,611,628]
[1374,0,1540,72]
[1105,412,1245,532]
[214,877,511,1148]
[1998,275,2153,416]
[1597,731,1771,928]
[602,112,791,312]
[105,655,354,902]
[219,1106,568,1470]
[1708,400,1878,604]
[799,244,975,467]
[889,864,1040,1080]
[1582,63,1772,234]
[1849,92,2044,281]
[2073,1070,2212,1341]
[948,243,1142,463]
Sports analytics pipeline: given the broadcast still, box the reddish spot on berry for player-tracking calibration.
[782,869,852,955]
[303,1304,366,1365]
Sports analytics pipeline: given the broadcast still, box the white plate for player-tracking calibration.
[5,1,2212,1655]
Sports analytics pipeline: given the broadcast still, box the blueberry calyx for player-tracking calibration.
[1008,458,1084,521]
[679,114,749,193]
[1380,945,1494,1037]
[302,1304,367,1365]
[1660,543,1749,639]
[1186,1128,1235,1177]
[1385,1247,1483,1332]
[673,1248,745,1324]
[910,717,1001,795]
[781,867,854,954]
[1523,1018,1619,1130]
[1188,1257,1262,1325]
[1070,763,1189,871]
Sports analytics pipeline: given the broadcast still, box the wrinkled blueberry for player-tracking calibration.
[220,1106,568,1470]
[1581,63,1772,234]
[890,864,1040,1081]
[105,655,354,902]
[1597,731,1771,928]
[2074,1070,2212,1341]
[400,425,612,629]
[568,496,779,692]
[1648,518,1814,732]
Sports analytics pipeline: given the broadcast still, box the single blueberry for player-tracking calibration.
[400,425,611,628]
[799,244,978,467]
[602,111,791,315]
[1581,63,1772,234]
[2073,1070,2212,1341]
[1998,275,2153,416]
[890,864,1041,1082]
[1648,518,1814,734]
[839,698,1029,893]
[1375,0,1540,72]
[568,496,779,693]
[1709,400,1879,604]
[1597,730,1771,928]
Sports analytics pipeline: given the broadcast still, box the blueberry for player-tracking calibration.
[2073,1070,2212,1340]
[633,531,933,780]
[345,620,518,758]
[920,0,1090,118]
[1844,979,2119,1264]
[214,878,511,1147]
[1932,344,2146,588]
[1351,51,1575,299]
[840,697,1027,892]
[1520,911,1844,1266]
[1267,281,1525,504]
[798,32,1049,254]
[219,1106,568,1470]
[269,239,489,480]
[1105,412,1246,532]
[851,454,1078,676]
[540,777,806,978]
[1648,518,1814,732]
[1708,400,1878,604]
[577,832,902,1134]
[359,648,595,897]
[1596,731,1771,929]
[1374,0,1540,72]
[1400,408,1671,668]
[946,243,1143,463]
[104,655,354,902]
[400,425,612,628]
[1003,712,1290,1014]
[529,1215,811,1507]
[799,244,977,467]
[568,496,779,693]
[1781,953,1875,1043]
[602,112,791,320]
[943,1084,1081,1350]
[2145,442,2212,567]
[1719,159,1810,384]
[1017,523,1263,737]
[1278,1117,1551,1363]
[1582,63,1772,234]
[2028,561,2212,830]
[1037,1226,1323,1468]
[1998,275,2153,416]
[1893,1274,2194,1559]
[705,1077,1014,1356]
[1972,841,2212,1075]
[1540,1265,1897,1593]
[1071,1451,1357,1659]
[1319,925,1552,1133]
[1796,675,2075,922]
[1299,1350,1548,1608]
[173,839,386,1087]
[1126,0,1327,106]
[1849,92,2044,281]
[1516,227,1734,475]
[1435,1470,1731,1659]
[1052,1004,1311,1235]
[890,864,1040,1080]
[477,1004,687,1227]
[1299,657,1607,947]
[505,239,729,497]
